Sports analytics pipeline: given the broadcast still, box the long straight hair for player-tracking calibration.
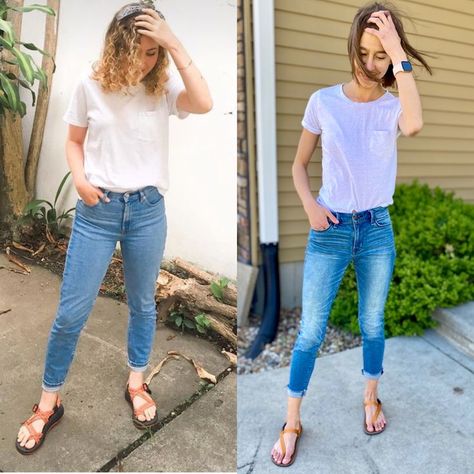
[348,1,433,88]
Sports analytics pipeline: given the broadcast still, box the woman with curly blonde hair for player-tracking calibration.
[16,1,212,454]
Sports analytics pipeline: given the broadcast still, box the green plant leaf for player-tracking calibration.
[8,4,56,15]
[0,34,13,49]
[183,319,195,329]
[210,282,223,300]
[0,18,14,46]
[219,277,230,288]
[17,78,36,106]
[10,48,35,85]
[0,71,18,110]
[19,41,52,57]
[54,171,71,207]
[175,315,183,327]
[23,199,52,214]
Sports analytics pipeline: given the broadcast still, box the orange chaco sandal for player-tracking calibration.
[125,382,159,429]
[271,422,303,467]
[363,398,386,435]
[15,395,64,455]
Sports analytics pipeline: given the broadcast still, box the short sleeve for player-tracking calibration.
[63,77,88,127]
[165,70,189,120]
[301,91,322,135]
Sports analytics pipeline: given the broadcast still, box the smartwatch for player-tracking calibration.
[392,60,413,76]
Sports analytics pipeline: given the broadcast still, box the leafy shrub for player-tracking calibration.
[329,181,474,337]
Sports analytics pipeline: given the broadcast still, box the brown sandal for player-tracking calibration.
[15,395,64,455]
[125,382,159,429]
[363,398,386,435]
[271,422,303,467]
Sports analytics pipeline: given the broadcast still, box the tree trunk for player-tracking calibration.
[0,1,26,226]
[0,0,60,231]
[25,0,60,197]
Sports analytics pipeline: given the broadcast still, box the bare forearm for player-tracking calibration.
[292,161,317,211]
[66,141,87,187]
[167,39,212,112]
[392,51,423,133]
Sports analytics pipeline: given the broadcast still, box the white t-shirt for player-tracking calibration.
[63,64,189,194]
[302,83,402,213]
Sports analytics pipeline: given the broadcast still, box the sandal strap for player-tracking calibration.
[278,422,301,458]
[128,383,157,416]
[24,423,43,443]
[21,397,61,443]
[279,431,287,459]
[364,399,382,424]
[282,427,301,436]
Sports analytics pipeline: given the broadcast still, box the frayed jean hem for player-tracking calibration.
[42,382,63,392]
[128,362,148,372]
[287,386,307,398]
[361,368,384,380]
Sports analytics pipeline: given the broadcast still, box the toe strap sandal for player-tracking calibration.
[125,382,159,429]
[15,395,64,455]
[271,422,303,467]
[363,398,386,435]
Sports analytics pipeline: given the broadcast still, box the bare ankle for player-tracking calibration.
[285,414,301,427]
[38,390,59,410]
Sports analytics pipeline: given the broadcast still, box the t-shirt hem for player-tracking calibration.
[301,119,321,135]
[63,116,88,127]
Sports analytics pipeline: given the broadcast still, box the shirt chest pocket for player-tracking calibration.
[369,130,393,159]
[137,111,160,142]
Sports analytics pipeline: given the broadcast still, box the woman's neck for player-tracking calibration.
[343,79,385,103]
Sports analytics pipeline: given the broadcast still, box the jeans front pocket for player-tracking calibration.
[142,186,163,206]
[79,198,101,209]
[373,208,392,227]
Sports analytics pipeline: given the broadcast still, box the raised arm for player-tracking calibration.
[135,8,212,114]
[365,10,423,136]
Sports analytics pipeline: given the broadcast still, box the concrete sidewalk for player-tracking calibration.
[0,253,236,472]
[238,331,474,474]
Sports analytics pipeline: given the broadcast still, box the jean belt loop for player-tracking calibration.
[103,189,110,199]
[369,208,375,224]
[139,189,145,202]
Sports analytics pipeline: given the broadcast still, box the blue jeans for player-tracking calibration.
[42,186,167,392]
[287,206,396,398]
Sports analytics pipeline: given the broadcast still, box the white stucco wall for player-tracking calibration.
[20,0,236,278]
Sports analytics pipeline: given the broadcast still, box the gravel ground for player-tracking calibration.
[238,308,362,375]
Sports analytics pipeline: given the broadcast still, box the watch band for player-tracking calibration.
[393,60,413,76]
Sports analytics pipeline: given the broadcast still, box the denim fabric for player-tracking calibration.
[287,206,396,398]
[42,186,166,392]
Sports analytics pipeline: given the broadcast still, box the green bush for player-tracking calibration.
[329,180,474,337]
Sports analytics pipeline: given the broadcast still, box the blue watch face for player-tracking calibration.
[401,61,412,72]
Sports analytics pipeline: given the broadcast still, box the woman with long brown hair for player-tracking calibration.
[16,1,212,454]
[271,1,432,467]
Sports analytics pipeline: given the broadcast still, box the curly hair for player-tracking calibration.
[348,1,433,88]
[91,2,169,96]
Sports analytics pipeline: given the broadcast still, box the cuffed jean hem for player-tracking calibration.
[128,362,148,372]
[42,382,63,392]
[287,386,307,398]
[361,368,384,380]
